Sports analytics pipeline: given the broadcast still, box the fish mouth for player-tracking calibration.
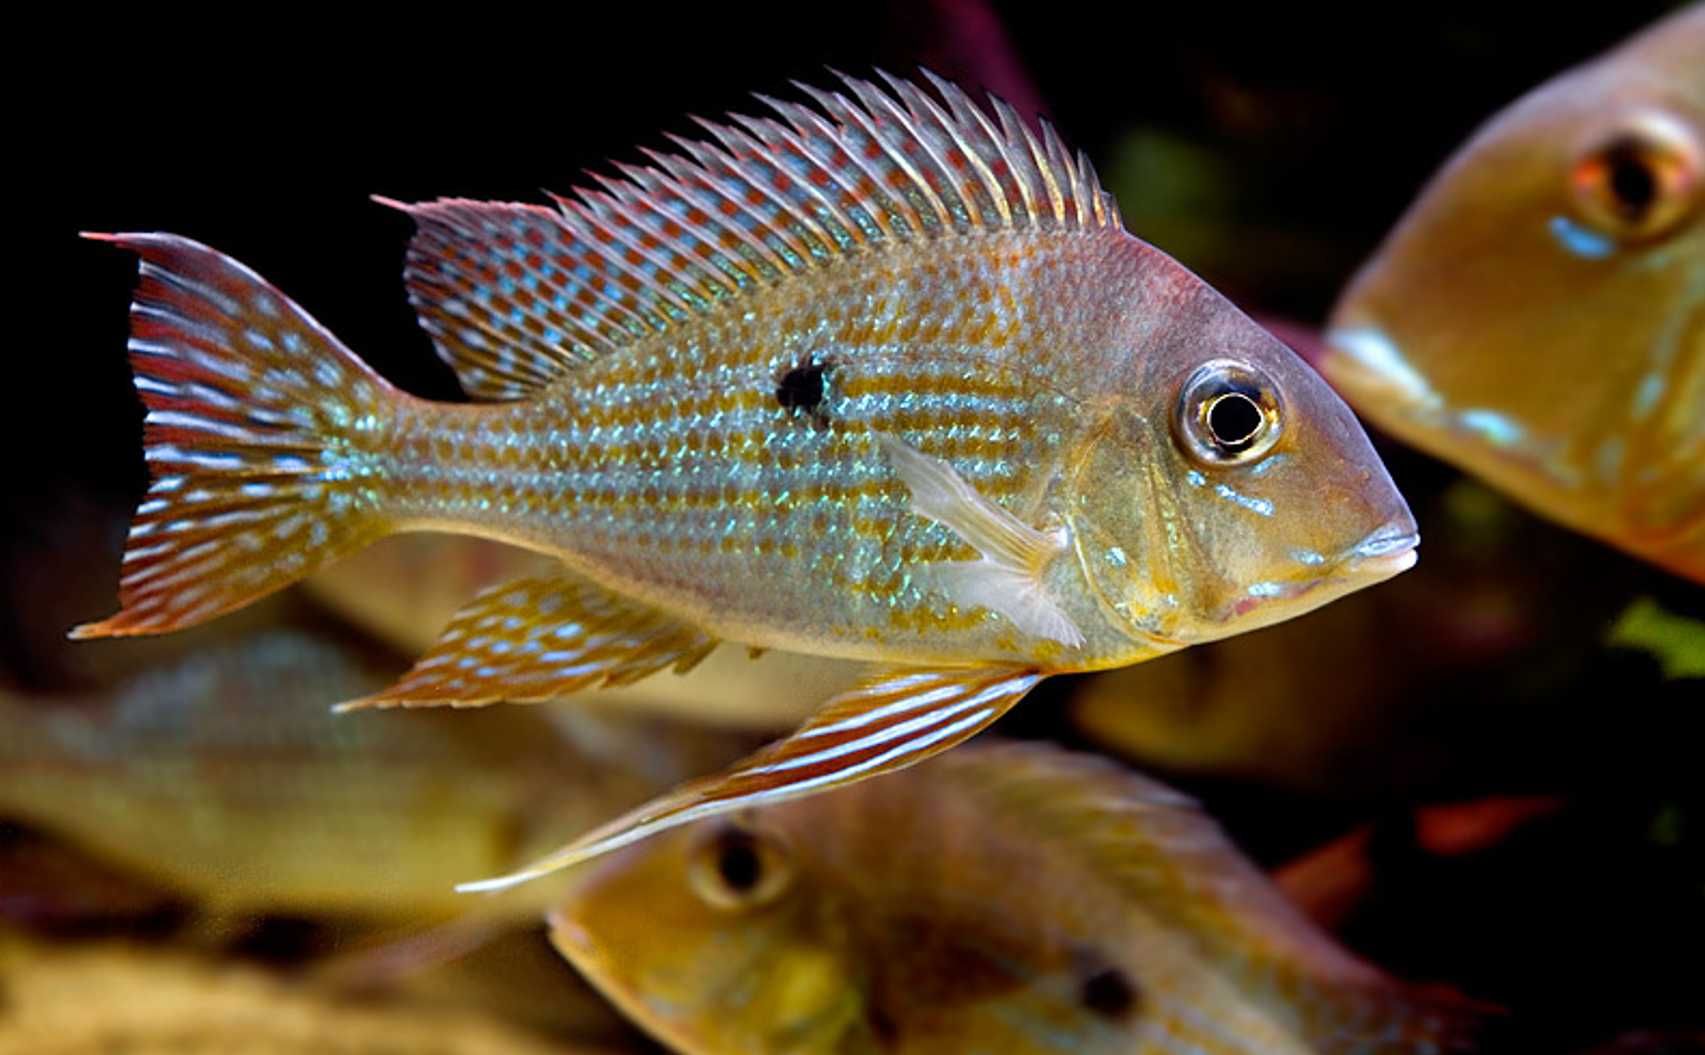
[1341,523,1420,580]
[1206,524,1417,636]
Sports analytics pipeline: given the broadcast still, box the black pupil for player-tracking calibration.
[1079,967,1138,1020]
[716,832,763,893]
[776,363,826,411]
[1605,145,1657,220]
[1206,392,1264,448]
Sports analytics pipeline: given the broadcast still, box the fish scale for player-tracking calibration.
[77,70,1416,888]
[376,232,1098,658]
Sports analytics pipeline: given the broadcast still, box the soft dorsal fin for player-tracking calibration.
[932,744,1492,1051]
[381,70,1122,401]
[933,744,1383,985]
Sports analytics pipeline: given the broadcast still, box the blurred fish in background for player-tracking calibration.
[0,933,628,1055]
[551,742,1489,1054]
[0,615,758,1048]
[0,624,753,925]
[1323,6,1704,582]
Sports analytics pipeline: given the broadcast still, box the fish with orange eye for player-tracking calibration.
[1324,6,1704,583]
[73,71,1416,890]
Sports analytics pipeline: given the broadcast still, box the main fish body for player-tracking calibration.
[382,231,1131,667]
[550,743,1483,1054]
[78,72,1415,885]
[1325,7,1704,581]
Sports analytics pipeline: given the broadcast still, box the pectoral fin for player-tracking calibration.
[336,571,716,711]
[875,432,1082,647]
[457,664,1045,892]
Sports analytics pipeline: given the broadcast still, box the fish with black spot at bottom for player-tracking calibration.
[1324,6,1704,582]
[548,742,1491,1054]
[72,70,1416,891]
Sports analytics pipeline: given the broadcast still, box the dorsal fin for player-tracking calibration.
[381,70,1123,401]
[932,744,1492,1051]
[933,744,1383,985]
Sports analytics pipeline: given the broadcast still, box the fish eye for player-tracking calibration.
[1079,966,1140,1021]
[1570,111,1701,241]
[688,823,795,911]
[1173,360,1282,467]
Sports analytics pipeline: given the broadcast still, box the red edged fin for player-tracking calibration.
[334,572,717,711]
[71,234,396,639]
[457,665,1043,892]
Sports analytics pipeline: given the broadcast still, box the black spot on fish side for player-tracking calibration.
[776,359,829,424]
[1079,967,1139,1020]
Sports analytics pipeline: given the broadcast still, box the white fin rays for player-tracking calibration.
[385,71,1121,399]
[458,665,1044,893]
[875,432,1084,649]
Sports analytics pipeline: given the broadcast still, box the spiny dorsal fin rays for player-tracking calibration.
[386,71,1121,401]
[457,665,1044,893]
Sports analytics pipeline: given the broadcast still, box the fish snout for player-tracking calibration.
[1341,521,1421,580]
[1321,324,1441,417]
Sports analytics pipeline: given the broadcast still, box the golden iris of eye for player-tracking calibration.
[688,825,795,911]
[1571,112,1701,241]
[1174,360,1281,466]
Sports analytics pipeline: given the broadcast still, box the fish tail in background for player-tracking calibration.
[71,234,402,639]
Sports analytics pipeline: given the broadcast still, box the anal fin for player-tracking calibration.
[336,571,716,711]
[458,664,1044,892]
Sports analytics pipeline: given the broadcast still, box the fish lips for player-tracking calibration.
[1208,521,1420,635]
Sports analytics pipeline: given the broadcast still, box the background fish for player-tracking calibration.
[550,742,1486,1055]
[0,624,753,924]
[1323,6,1705,581]
[0,933,626,1055]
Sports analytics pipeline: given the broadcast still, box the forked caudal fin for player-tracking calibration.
[458,664,1044,892]
[72,234,400,639]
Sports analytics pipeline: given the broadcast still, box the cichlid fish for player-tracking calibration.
[75,72,1415,888]
[0,626,752,923]
[549,742,1486,1054]
[1324,7,1705,582]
